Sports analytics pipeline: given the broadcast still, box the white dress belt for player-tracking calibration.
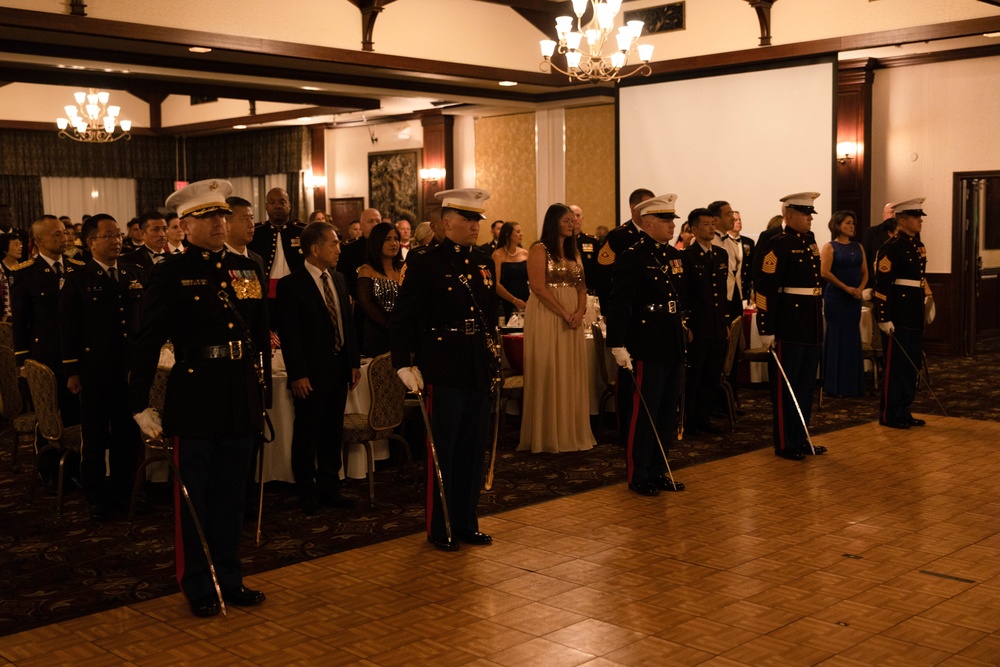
[778,287,822,296]
[894,278,923,288]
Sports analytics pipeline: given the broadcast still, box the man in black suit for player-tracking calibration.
[336,206,381,298]
[120,211,169,274]
[60,214,145,521]
[12,215,84,427]
[276,222,361,515]
[130,179,270,618]
[477,219,503,255]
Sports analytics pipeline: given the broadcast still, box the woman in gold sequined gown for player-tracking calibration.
[518,204,595,453]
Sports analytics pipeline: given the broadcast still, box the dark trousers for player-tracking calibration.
[880,327,923,424]
[174,433,254,602]
[618,360,680,484]
[424,384,490,541]
[79,375,140,508]
[768,341,821,453]
[291,369,349,502]
[687,337,726,428]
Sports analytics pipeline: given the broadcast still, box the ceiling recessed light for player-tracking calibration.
[189,46,212,54]
[301,86,321,91]
[233,124,247,129]
[498,81,518,87]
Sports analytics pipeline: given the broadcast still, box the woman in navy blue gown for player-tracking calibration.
[820,210,868,396]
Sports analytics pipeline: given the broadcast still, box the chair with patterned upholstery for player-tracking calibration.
[24,360,81,517]
[0,321,13,351]
[0,345,36,473]
[590,323,616,432]
[719,316,744,430]
[342,352,413,506]
[128,366,172,519]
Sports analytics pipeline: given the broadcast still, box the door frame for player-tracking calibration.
[952,170,1000,355]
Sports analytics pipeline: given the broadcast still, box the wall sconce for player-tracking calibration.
[836,141,857,165]
[420,168,446,182]
[303,169,327,190]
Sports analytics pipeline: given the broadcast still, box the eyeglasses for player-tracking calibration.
[95,232,124,240]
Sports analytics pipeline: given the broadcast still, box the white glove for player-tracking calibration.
[759,335,775,349]
[862,288,873,301]
[611,347,633,371]
[397,366,424,392]
[134,408,162,439]
[878,321,895,334]
[924,295,936,325]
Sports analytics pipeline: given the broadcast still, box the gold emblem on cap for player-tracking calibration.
[475,192,483,199]
[209,181,219,191]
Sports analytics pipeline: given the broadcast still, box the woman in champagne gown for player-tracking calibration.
[518,204,595,454]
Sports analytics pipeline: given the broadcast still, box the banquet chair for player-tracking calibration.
[861,303,882,394]
[0,321,13,350]
[129,366,172,519]
[719,316,744,431]
[0,345,36,473]
[24,360,81,518]
[590,322,616,432]
[342,352,413,506]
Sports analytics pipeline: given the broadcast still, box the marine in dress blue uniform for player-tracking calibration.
[682,208,730,436]
[130,180,271,618]
[755,192,828,461]
[390,188,500,551]
[606,194,688,496]
[873,198,929,429]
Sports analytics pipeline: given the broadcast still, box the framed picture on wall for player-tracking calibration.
[328,196,365,241]
[368,149,422,224]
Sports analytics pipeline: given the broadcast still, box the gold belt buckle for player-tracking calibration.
[813,287,822,296]
[228,340,243,360]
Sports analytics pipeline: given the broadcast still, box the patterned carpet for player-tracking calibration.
[1,350,996,637]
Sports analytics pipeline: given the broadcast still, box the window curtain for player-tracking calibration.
[286,172,302,222]
[135,178,177,216]
[227,176,261,210]
[188,127,309,181]
[0,129,177,179]
[0,175,44,230]
[41,177,137,226]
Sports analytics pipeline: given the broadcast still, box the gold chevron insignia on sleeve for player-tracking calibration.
[878,256,892,273]
[873,291,886,301]
[755,293,768,312]
[597,243,616,266]
[761,251,777,274]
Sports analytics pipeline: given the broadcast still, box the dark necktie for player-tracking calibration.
[320,272,343,351]
[107,266,118,287]
[53,261,64,288]
[172,248,182,255]
[152,251,165,264]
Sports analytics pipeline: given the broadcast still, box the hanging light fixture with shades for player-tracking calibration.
[55,88,132,143]
[540,0,654,83]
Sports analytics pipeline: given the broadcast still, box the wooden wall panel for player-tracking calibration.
[474,113,537,246]
[565,105,615,235]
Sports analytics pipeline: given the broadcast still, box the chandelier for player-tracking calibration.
[55,89,132,143]
[540,0,654,83]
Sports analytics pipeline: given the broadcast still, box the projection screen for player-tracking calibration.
[618,59,836,241]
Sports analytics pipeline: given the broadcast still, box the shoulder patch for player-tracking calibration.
[762,251,778,275]
[878,256,892,273]
[66,257,86,266]
[597,243,616,266]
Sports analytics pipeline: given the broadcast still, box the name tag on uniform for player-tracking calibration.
[128,280,143,290]
[290,238,301,247]
[181,279,208,287]
[230,270,262,299]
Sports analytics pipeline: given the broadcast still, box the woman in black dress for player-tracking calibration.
[491,221,529,321]
[356,222,403,356]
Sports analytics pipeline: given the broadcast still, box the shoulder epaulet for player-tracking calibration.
[12,258,34,271]
[253,222,267,229]
[291,220,306,228]
[66,257,86,266]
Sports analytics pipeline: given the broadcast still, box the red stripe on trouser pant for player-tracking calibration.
[775,342,786,450]
[625,361,644,483]
[172,435,185,586]
[882,336,893,424]
[424,384,434,535]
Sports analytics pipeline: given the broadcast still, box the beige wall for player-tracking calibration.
[474,113,537,247]
[565,105,616,235]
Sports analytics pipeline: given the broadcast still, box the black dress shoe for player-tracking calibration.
[222,586,266,607]
[90,503,111,522]
[699,422,724,435]
[652,476,685,492]
[427,536,460,551]
[775,449,806,461]
[299,498,319,516]
[628,481,660,496]
[456,531,493,545]
[804,445,827,455]
[318,493,356,510]
[190,596,220,618]
[735,408,747,417]
[879,420,910,430]
[907,417,926,427]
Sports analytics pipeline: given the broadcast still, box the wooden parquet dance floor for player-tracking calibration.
[2,415,999,666]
